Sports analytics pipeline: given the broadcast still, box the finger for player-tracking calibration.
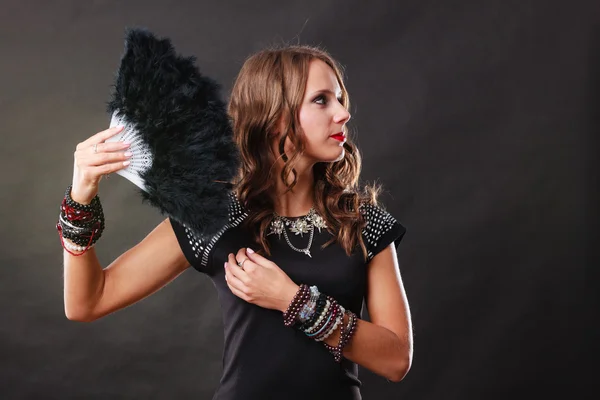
[86,151,132,167]
[244,247,275,267]
[235,248,256,271]
[79,126,125,148]
[88,160,131,175]
[225,262,250,294]
[74,146,133,166]
[227,253,250,282]
[91,141,131,154]
[225,278,250,302]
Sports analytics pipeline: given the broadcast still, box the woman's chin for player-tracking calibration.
[325,148,345,163]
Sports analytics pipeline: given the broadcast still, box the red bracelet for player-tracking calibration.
[283,284,310,327]
[323,310,358,363]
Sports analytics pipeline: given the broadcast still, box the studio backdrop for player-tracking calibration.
[0,0,596,399]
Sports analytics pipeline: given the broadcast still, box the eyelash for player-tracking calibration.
[314,95,343,105]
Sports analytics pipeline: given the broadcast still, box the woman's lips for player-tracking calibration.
[330,134,346,142]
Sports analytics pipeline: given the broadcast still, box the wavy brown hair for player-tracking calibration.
[228,45,382,261]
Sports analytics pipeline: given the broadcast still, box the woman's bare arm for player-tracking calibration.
[63,218,190,322]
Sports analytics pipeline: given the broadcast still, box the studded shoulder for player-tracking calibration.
[181,191,248,269]
[359,202,402,262]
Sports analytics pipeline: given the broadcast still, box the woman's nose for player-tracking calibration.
[335,107,351,124]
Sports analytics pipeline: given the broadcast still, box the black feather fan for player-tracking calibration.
[106,27,240,237]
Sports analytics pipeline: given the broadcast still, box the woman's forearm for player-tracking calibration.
[279,284,412,382]
[63,245,105,321]
[323,314,412,382]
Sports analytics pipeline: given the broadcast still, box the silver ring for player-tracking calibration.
[93,143,98,153]
[237,258,248,269]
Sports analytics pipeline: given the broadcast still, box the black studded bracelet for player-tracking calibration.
[56,185,105,255]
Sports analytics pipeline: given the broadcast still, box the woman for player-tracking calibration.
[60,45,413,400]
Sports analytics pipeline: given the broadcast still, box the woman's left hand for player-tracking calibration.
[225,248,300,313]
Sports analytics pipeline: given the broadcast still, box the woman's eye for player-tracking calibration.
[314,95,327,105]
[313,94,343,105]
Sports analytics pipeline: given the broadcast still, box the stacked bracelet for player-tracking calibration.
[323,310,358,363]
[284,285,358,363]
[56,185,105,256]
[297,285,319,324]
[283,284,311,327]
[297,293,327,332]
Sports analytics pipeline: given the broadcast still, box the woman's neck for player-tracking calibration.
[272,163,315,217]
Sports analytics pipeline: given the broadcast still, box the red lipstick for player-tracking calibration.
[330,132,346,141]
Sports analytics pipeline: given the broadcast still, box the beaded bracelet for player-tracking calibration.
[307,297,339,340]
[315,304,345,342]
[62,237,96,253]
[303,299,331,334]
[323,310,358,363]
[283,285,359,363]
[56,185,105,256]
[296,293,327,331]
[306,302,336,338]
[297,286,319,324]
[283,284,310,327]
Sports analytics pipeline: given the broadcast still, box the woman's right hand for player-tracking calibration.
[71,126,132,204]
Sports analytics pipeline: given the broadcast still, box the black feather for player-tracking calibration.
[107,27,240,236]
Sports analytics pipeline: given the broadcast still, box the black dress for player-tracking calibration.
[170,192,406,400]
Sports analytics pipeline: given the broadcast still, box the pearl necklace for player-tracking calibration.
[267,207,328,258]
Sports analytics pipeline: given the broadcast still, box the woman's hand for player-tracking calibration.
[71,126,132,204]
[225,248,300,313]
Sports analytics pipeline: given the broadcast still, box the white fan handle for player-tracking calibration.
[105,111,151,192]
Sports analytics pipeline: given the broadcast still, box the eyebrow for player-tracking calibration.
[309,89,343,98]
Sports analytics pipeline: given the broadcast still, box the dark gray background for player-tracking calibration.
[1,0,597,399]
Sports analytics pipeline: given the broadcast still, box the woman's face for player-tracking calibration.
[275,59,351,164]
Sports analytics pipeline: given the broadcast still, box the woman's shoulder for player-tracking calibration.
[358,200,400,233]
[358,199,392,217]
[169,190,249,271]
[227,190,249,221]
[358,200,407,261]
[173,191,248,233]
